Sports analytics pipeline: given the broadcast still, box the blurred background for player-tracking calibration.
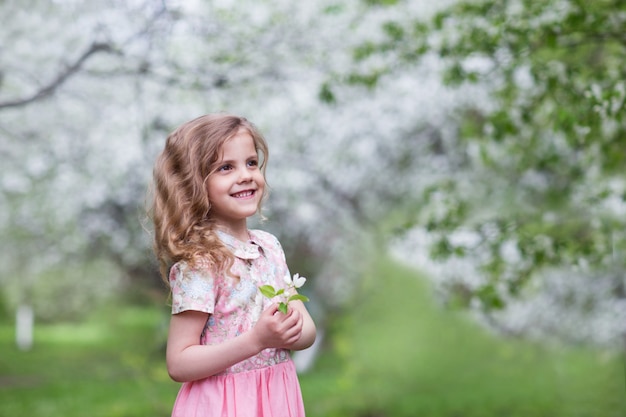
[1,0,625,416]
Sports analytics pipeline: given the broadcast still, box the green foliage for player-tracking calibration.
[318,81,336,103]
[259,284,284,299]
[428,0,626,187]
[348,0,626,309]
[361,0,399,6]
[346,70,383,88]
[289,294,310,303]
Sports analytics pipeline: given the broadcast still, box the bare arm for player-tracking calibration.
[166,303,305,382]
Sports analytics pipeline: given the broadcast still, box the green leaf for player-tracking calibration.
[382,21,404,41]
[259,285,276,299]
[288,294,310,303]
[475,284,504,310]
[353,41,377,61]
[276,289,285,296]
[278,302,288,314]
[346,71,381,88]
[363,0,399,6]
[318,82,336,104]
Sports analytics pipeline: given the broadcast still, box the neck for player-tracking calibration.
[215,223,249,242]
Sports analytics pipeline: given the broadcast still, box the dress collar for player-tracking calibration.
[216,229,264,260]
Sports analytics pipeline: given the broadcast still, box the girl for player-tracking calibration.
[150,113,316,416]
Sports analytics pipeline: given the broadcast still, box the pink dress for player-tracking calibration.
[168,229,306,417]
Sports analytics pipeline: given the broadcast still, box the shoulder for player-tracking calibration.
[168,258,217,315]
[249,229,287,257]
[169,257,216,285]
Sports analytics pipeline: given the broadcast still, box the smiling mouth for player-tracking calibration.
[231,190,255,198]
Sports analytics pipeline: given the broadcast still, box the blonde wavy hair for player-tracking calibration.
[149,113,269,283]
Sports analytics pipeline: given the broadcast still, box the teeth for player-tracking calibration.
[233,191,253,198]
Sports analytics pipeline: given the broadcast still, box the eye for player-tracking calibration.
[247,159,258,167]
[217,163,232,172]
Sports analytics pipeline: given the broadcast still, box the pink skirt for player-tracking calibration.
[171,360,306,417]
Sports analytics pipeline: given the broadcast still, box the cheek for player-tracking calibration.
[252,170,264,186]
[206,178,226,199]
[206,180,215,198]
[255,175,266,198]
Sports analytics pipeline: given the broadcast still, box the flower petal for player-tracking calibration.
[293,274,306,288]
[283,273,293,286]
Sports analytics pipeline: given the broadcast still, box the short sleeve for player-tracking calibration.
[169,261,216,315]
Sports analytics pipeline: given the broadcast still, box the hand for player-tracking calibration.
[252,303,303,350]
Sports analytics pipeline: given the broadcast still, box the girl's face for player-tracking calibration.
[207,129,265,233]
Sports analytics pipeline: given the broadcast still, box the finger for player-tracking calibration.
[290,310,302,326]
[284,328,303,346]
[264,303,280,316]
[282,311,300,328]
[287,315,304,334]
[282,326,302,343]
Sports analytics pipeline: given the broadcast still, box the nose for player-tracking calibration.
[237,166,253,182]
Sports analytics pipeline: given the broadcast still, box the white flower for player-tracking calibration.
[260,272,309,314]
[292,273,307,288]
[283,273,293,286]
[283,273,307,288]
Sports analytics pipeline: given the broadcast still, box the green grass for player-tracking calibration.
[0,305,179,417]
[299,257,626,417]
[0,257,624,417]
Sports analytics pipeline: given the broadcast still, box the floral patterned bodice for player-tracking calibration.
[169,229,292,375]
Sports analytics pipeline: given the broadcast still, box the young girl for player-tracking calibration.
[150,113,316,416]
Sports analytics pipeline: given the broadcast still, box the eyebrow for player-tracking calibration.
[217,154,258,164]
